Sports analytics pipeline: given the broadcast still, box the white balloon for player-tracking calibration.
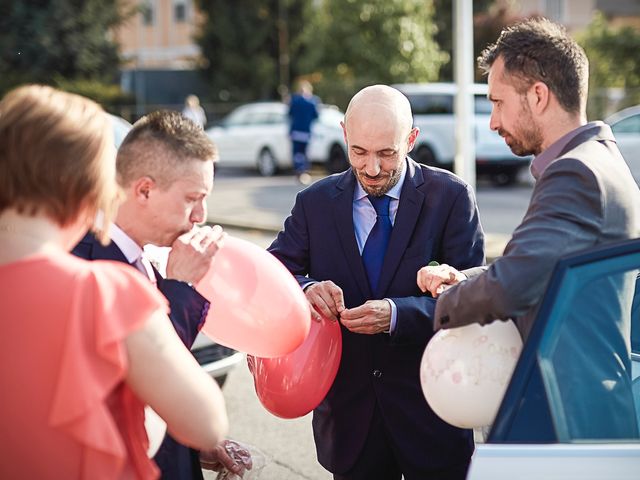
[420,320,523,429]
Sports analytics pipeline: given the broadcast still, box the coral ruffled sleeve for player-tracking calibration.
[48,260,169,479]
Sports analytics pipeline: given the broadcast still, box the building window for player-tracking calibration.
[545,0,565,22]
[141,2,154,26]
[174,1,187,23]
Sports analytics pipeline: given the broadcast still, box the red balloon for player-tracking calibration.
[196,236,310,357]
[249,317,342,419]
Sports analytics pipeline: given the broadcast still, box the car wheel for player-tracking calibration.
[415,145,437,166]
[327,144,348,173]
[257,148,277,177]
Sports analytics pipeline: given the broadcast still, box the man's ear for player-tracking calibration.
[407,127,420,152]
[529,81,550,115]
[132,176,156,203]
[341,120,348,145]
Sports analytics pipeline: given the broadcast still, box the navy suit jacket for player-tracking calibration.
[72,232,209,480]
[268,158,485,474]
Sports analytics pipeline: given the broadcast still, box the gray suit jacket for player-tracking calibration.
[435,122,640,339]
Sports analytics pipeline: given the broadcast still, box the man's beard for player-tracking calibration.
[499,102,544,157]
[353,165,403,197]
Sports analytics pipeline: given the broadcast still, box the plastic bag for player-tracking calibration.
[215,440,267,480]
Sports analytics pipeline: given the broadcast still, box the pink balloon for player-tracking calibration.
[248,317,342,419]
[196,236,310,357]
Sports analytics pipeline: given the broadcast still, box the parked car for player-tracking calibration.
[109,113,243,386]
[467,238,640,479]
[206,102,348,176]
[391,83,532,186]
[606,104,640,186]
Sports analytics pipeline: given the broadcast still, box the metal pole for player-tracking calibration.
[453,0,476,190]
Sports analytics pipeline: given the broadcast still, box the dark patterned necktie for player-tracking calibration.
[362,195,392,295]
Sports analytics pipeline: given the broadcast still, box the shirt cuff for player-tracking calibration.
[385,298,397,334]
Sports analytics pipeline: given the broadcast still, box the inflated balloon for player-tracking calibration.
[420,320,523,429]
[197,236,310,357]
[249,317,342,419]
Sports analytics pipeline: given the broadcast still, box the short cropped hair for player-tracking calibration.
[477,17,589,115]
[117,110,218,189]
[0,85,118,243]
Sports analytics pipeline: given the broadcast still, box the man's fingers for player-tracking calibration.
[330,287,345,313]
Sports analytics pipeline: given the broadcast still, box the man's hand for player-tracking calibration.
[166,225,226,285]
[416,264,466,297]
[305,280,345,322]
[340,300,391,334]
[200,439,253,475]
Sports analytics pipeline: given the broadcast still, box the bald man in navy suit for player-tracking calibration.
[269,85,485,480]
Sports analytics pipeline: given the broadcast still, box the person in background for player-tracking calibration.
[72,110,251,479]
[288,79,319,185]
[182,94,207,129]
[269,84,485,480]
[0,84,228,479]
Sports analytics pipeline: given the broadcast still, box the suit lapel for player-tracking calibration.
[376,159,425,297]
[85,232,130,263]
[333,170,372,299]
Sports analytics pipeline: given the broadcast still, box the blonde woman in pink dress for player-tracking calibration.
[0,85,228,479]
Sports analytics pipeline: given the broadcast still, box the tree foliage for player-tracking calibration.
[432,0,526,82]
[301,0,447,108]
[578,12,640,118]
[194,0,312,103]
[0,0,127,98]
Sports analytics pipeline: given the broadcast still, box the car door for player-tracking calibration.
[468,239,640,479]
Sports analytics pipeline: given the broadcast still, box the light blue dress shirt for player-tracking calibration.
[352,164,407,333]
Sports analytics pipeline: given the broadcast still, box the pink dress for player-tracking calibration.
[0,252,169,479]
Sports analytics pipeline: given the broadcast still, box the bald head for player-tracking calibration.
[342,85,419,197]
[344,85,414,136]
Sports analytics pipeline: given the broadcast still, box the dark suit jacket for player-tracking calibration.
[268,158,485,474]
[72,232,210,480]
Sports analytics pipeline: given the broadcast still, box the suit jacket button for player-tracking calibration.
[373,370,382,378]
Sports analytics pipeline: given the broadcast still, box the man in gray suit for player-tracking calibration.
[417,18,640,340]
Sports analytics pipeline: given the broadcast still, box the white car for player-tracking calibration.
[467,239,640,478]
[606,105,640,186]
[392,83,532,186]
[206,102,348,176]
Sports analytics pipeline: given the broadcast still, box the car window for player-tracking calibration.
[611,114,640,135]
[223,108,251,127]
[405,94,453,114]
[474,95,493,115]
[538,260,638,441]
[490,239,640,443]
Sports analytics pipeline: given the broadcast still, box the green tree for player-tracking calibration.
[578,12,640,119]
[301,0,447,108]
[0,0,128,99]
[194,0,312,103]
[432,0,522,82]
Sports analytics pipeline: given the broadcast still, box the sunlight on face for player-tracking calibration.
[488,57,544,157]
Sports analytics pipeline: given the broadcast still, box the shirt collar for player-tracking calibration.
[530,122,599,179]
[354,158,407,201]
[109,223,143,264]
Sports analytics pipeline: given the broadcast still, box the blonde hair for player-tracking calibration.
[0,85,119,244]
